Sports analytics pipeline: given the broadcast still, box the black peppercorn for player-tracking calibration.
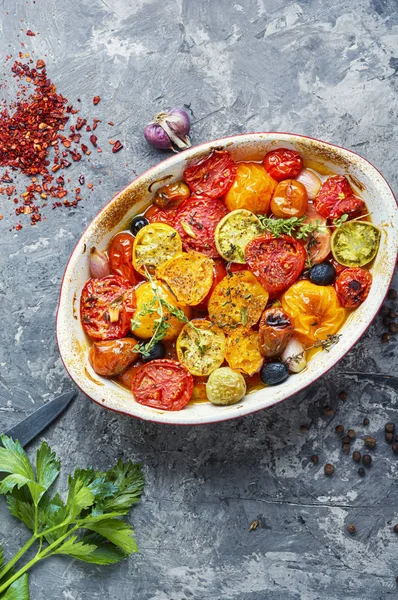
[342,443,351,454]
[352,451,361,463]
[389,323,398,334]
[392,443,398,455]
[388,288,397,300]
[362,454,372,467]
[347,524,356,534]
[342,435,351,445]
[385,432,394,444]
[335,424,344,434]
[324,406,334,416]
[389,309,397,319]
[364,436,377,449]
[363,417,370,426]
[300,424,308,432]
[338,391,347,400]
[380,305,390,316]
[311,455,319,464]
[393,524,398,534]
[324,463,335,476]
[358,467,366,477]
[347,429,356,440]
[385,423,395,433]
[381,332,391,343]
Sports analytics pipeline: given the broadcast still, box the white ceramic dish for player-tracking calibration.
[56,132,398,425]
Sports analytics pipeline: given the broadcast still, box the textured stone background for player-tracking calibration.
[1,0,398,598]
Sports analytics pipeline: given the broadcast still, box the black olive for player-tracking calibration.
[130,216,149,236]
[260,362,289,386]
[309,262,336,286]
[141,341,166,362]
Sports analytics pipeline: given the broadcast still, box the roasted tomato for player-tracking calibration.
[225,327,264,376]
[215,209,262,263]
[303,205,331,265]
[331,221,380,267]
[245,234,306,298]
[196,259,228,310]
[208,270,269,333]
[108,232,136,285]
[89,338,139,376]
[80,275,136,341]
[225,162,277,214]
[258,307,294,358]
[281,280,347,344]
[314,175,365,220]
[145,204,179,225]
[335,267,372,308]
[183,150,236,199]
[132,359,193,411]
[153,181,190,209]
[172,196,228,258]
[131,281,190,341]
[270,179,308,219]
[263,148,303,182]
[156,251,214,306]
[176,319,226,376]
[132,222,182,275]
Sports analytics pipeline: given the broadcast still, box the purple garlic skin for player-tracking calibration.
[89,247,110,279]
[144,108,191,152]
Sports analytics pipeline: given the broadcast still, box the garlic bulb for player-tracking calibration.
[282,338,307,373]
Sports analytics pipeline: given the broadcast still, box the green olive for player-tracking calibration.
[206,367,246,406]
[331,221,381,267]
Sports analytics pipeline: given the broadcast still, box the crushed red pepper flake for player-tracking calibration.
[26,30,36,37]
[112,140,123,153]
[93,96,100,105]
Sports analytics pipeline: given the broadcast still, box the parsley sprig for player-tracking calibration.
[0,437,144,599]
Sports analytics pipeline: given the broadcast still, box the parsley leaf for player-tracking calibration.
[1,574,29,600]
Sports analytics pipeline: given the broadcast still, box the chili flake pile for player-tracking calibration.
[0,53,119,230]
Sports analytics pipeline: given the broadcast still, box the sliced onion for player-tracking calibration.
[296,169,321,200]
[282,338,307,373]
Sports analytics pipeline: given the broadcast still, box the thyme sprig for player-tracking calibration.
[257,215,321,240]
[287,334,342,366]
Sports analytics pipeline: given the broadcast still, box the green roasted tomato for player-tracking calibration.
[205,367,247,405]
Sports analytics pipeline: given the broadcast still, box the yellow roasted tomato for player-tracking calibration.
[225,162,277,214]
[281,281,347,345]
[156,251,214,306]
[176,319,226,376]
[225,327,264,376]
[131,281,190,341]
[208,270,269,333]
[132,223,182,275]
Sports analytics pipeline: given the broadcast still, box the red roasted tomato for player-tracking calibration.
[80,275,136,340]
[335,267,372,308]
[263,148,303,182]
[183,151,236,199]
[173,196,229,257]
[132,359,194,410]
[109,232,137,285]
[145,204,179,225]
[245,234,306,298]
[314,175,365,220]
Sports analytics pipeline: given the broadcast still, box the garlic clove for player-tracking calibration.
[282,337,307,373]
[296,169,322,200]
[89,247,110,279]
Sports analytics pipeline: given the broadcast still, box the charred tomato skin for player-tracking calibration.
[183,150,236,199]
[263,148,303,182]
[335,267,372,308]
[314,175,365,220]
[258,307,294,358]
[108,232,137,285]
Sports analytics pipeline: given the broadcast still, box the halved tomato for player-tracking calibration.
[80,275,136,341]
[245,234,306,298]
[281,280,347,344]
[183,150,236,199]
[314,175,365,220]
[156,251,214,306]
[208,270,269,333]
[176,319,226,376]
[132,222,182,275]
[108,232,137,285]
[172,196,228,257]
[132,359,193,411]
[196,259,228,311]
[145,204,179,225]
[225,327,264,376]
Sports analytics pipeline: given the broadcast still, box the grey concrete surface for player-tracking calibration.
[0,0,398,598]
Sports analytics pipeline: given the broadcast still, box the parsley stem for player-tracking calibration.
[0,534,37,582]
[0,524,80,595]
